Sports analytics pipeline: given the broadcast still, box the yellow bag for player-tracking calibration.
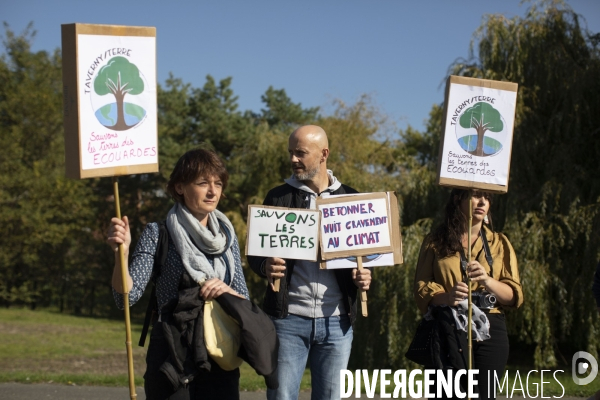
[203,300,243,371]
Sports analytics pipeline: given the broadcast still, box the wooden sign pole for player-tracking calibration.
[113,178,137,400]
[467,191,473,400]
[356,257,368,317]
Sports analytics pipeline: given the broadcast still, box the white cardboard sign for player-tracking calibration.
[437,76,518,193]
[317,192,393,260]
[324,252,396,270]
[77,34,157,170]
[246,205,320,261]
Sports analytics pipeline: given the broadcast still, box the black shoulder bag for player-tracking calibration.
[138,221,169,347]
[404,315,441,367]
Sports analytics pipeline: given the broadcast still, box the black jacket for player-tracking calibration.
[158,271,278,391]
[247,182,362,324]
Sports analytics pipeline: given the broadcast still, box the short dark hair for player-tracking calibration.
[166,149,229,204]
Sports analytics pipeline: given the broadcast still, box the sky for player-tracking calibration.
[2,0,599,132]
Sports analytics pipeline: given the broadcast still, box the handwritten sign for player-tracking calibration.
[437,75,518,193]
[320,192,403,269]
[246,205,320,261]
[317,192,394,260]
[62,24,158,179]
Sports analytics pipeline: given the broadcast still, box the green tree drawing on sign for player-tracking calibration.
[459,102,503,156]
[94,56,144,131]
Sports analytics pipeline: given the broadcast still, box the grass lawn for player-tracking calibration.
[0,308,314,390]
[1,308,597,397]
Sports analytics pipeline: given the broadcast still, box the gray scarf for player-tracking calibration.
[166,202,236,285]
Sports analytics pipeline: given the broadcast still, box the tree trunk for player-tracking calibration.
[475,127,487,156]
[89,285,95,316]
[59,279,66,313]
[110,90,129,131]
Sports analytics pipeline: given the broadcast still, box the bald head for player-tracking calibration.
[289,125,329,150]
[288,125,330,187]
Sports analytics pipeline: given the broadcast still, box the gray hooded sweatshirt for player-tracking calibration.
[284,170,346,318]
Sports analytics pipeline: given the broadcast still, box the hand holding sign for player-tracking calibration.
[352,263,371,317]
[352,267,371,291]
[265,257,286,292]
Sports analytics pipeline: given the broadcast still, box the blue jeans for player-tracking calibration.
[267,314,353,400]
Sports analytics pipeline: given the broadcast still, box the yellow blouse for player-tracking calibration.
[413,226,523,315]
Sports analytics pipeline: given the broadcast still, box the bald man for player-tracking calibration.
[248,125,372,400]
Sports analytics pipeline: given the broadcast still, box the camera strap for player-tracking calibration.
[480,228,494,272]
[459,229,494,282]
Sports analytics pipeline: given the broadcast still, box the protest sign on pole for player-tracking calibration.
[436,75,518,388]
[437,75,518,193]
[62,23,158,400]
[316,192,402,317]
[62,23,158,179]
[246,205,321,262]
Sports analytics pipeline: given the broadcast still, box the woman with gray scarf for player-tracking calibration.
[108,149,249,400]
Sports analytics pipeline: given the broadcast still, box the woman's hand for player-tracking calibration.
[467,261,491,285]
[448,282,469,306]
[107,216,131,254]
[430,282,469,307]
[200,278,243,300]
[108,216,132,293]
[467,260,517,306]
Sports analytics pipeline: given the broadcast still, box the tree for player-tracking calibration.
[458,102,503,156]
[351,0,600,371]
[259,86,319,127]
[94,56,145,131]
[450,0,600,367]
[0,24,102,312]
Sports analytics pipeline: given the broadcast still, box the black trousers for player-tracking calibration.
[473,313,509,400]
[144,322,240,400]
[428,313,509,400]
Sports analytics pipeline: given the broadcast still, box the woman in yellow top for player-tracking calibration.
[414,189,523,400]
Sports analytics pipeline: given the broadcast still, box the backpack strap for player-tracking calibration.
[139,221,169,347]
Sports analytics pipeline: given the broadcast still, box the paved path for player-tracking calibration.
[1,384,275,400]
[0,383,590,399]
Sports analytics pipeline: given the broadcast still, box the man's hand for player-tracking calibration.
[266,257,286,290]
[352,268,371,291]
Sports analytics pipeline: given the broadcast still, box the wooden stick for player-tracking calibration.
[467,190,473,400]
[113,178,137,400]
[356,257,368,317]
